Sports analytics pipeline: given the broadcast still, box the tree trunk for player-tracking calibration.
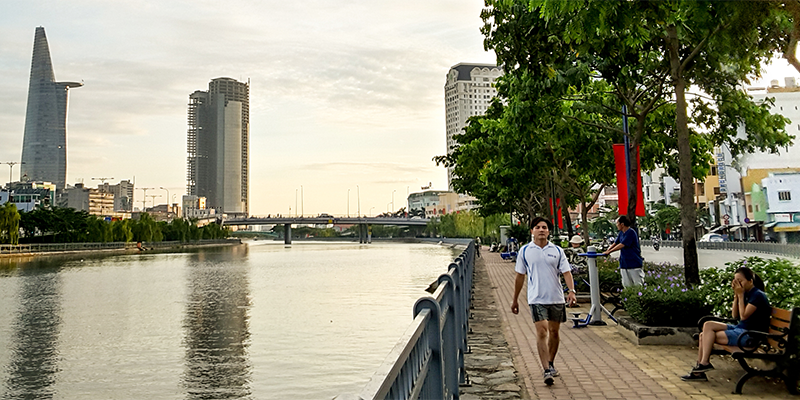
[561,198,573,238]
[666,26,700,286]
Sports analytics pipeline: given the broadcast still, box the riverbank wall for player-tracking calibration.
[0,239,242,260]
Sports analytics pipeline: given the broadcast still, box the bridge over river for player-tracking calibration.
[223,216,431,244]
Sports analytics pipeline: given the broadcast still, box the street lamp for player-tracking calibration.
[160,187,170,214]
[138,187,154,211]
[4,162,24,184]
[370,206,375,217]
[347,188,350,217]
[301,185,304,217]
[357,185,361,217]
[295,189,298,217]
[392,190,396,213]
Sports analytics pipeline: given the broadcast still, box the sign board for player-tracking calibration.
[775,213,792,222]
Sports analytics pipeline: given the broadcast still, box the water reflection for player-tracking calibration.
[3,259,62,399]
[182,245,252,399]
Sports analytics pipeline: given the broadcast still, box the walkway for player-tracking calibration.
[464,250,792,400]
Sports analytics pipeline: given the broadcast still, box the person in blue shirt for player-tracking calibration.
[681,266,770,381]
[602,215,644,287]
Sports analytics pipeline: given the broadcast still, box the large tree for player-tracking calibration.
[524,0,793,284]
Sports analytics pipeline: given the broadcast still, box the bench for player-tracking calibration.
[697,307,800,395]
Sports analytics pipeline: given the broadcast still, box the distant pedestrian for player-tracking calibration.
[603,215,644,288]
[511,217,577,386]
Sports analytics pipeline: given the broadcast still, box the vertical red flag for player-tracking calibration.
[613,144,646,217]
[556,198,563,229]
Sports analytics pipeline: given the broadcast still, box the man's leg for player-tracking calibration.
[547,320,561,363]
[533,320,551,370]
[620,269,632,288]
[631,268,645,286]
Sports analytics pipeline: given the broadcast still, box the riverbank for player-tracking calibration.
[0,239,242,261]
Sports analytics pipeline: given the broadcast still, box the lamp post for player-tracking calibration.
[295,189,298,217]
[347,188,350,217]
[357,185,361,217]
[160,187,170,214]
[4,162,24,184]
[370,206,375,217]
[301,185,304,217]
[392,190,396,213]
[138,187,154,211]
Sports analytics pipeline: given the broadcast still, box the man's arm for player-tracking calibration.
[563,270,577,306]
[604,242,625,254]
[511,273,525,314]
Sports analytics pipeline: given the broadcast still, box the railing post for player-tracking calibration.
[413,297,447,400]
[437,275,459,399]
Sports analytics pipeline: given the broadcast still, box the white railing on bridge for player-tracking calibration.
[641,240,800,258]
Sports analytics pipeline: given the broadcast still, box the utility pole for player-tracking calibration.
[146,194,161,209]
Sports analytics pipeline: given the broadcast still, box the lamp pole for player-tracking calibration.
[347,188,350,217]
[300,185,304,217]
[4,162,24,184]
[295,189,298,218]
[160,187,170,213]
[357,185,361,217]
[392,190,396,213]
[370,206,375,217]
[138,187,154,211]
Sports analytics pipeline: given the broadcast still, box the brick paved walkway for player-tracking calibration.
[478,250,792,400]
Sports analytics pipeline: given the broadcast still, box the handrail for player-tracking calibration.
[336,241,475,400]
[0,239,240,255]
[641,239,800,258]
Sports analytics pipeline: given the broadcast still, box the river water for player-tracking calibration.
[0,241,460,399]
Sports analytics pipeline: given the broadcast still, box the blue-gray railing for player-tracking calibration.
[641,239,800,258]
[337,240,475,400]
[0,239,241,254]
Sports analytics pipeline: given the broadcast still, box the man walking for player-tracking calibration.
[603,215,644,287]
[511,217,577,386]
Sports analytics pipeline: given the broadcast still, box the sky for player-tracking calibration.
[2,2,800,217]
[0,0,495,216]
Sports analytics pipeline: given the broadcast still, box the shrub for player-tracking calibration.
[700,256,800,317]
[621,285,711,326]
[619,259,711,326]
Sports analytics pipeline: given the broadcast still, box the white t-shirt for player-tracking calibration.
[514,241,571,305]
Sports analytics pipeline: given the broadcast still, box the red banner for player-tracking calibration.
[613,144,645,217]
[549,198,564,229]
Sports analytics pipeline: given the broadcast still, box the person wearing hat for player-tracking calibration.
[565,235,587,272]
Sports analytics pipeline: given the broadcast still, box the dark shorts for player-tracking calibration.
[529,304,567,323]
[725,324,747,345]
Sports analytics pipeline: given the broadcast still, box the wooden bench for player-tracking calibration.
[698,307,800,395]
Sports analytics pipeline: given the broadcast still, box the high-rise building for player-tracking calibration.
[444,63,502,190]
[186,78,249,216]
[20,27,82,190]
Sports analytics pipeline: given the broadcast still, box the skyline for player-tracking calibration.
[2,2,800,217]
[0,1,496,216]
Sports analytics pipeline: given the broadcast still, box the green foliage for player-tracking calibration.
[506,223,530,244]
[0,202,20,244]
[425,211,510,241]
[621,285,710,327]
[700,257,800,317]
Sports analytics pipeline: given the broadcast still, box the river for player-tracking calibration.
[0,241,461,399]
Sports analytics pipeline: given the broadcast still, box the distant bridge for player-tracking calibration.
[222,216,431,244]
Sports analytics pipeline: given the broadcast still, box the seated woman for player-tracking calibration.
[681,266,770,381]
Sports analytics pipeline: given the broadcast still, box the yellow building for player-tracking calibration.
[742,167,800,221]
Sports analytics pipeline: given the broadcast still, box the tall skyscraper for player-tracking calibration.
[186,78,249,216]
[20,27,82,190]
[444,63,502,189]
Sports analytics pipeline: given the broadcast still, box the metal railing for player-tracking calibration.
[641,239,800,258]
[337,240,475,400]
[0,239,241,255]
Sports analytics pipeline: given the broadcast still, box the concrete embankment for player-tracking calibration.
[0,239,242,260]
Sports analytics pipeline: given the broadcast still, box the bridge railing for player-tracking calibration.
[641,239,800,258]
[0,239,241,255]
[336,240,475,400]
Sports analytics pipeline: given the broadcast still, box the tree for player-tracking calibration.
[0,203,20,245]
[518,0,793,285]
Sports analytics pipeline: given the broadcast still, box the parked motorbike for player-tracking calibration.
[653,237,660,251]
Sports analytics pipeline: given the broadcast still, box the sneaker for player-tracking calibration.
[543,369,554,385]
[680,372,708,381]
[692,363,714,373]
[549,365,559,377]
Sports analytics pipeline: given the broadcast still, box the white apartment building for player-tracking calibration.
[444,63,503,191]
[746,77,800,170]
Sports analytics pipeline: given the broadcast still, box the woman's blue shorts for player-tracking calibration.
[725,324,747,345]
